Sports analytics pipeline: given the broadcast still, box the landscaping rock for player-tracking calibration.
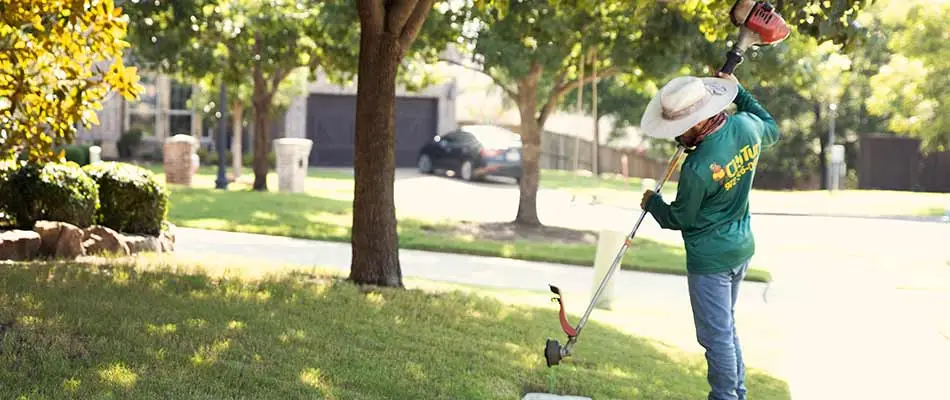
[125,235,159,254]
[0,230,41,261]
[83,225,130,257]
[33,220,85,259]
[160,223,176,252]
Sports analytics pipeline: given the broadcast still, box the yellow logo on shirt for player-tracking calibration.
[714,143,760,191]
[710,163,726,182]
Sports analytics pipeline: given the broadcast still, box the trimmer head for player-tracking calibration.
[544,285,576,367]
[545,338,563,367]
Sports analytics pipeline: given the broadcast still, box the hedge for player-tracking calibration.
[83,162,168,235]
[0,161,99,229]
[63,144,91,166]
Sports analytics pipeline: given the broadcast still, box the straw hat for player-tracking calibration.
[639,76,738,139]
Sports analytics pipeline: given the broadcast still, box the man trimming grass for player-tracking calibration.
[639,73,779,400]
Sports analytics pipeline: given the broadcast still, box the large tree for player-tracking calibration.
[348,0,465,287]
[0,0,142,161]
[125,0,360,190]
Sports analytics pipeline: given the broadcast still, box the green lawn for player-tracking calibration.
[0,260,791,399]
[150,165,771,282]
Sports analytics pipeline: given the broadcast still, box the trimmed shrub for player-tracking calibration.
[63,144,91,166]
[117,129,143,159]
[83,162,169,235]
[0,158,17,227]
[0,161,99,229]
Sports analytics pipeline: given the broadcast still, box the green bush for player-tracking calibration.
[0,161,99,229]
[117,129,143,159]
[63,144,91,166]
[83,162,168,235]
[0,159,17,227]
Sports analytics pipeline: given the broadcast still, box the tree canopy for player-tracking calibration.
[450,0,875,223]
[866,0,950,152]
[125,0,361,190]
[0,0,143,161]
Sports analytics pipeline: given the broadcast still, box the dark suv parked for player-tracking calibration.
[416,124,522,183]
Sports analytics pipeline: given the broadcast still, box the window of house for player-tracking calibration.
[169,114,193,136]
[128,113,156,137]
[170,81,193,110]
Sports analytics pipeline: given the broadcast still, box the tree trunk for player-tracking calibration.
[251,92,270,191]
[815,102,827,190]
[231,102,244,179]
[348,29,404,288]
[515,86,543,227]
[591,48,600,176]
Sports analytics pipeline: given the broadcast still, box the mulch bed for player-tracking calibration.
[420,221,598,245]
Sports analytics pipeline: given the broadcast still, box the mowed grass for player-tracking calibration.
[539,169,949,218]
[0,260,792,399]
[150,166,770,282]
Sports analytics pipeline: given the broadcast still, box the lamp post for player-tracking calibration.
[826,103,838,192]
[215,81,229,190]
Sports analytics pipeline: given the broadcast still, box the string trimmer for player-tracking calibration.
[544,145,685,367]
[719,0,791,74]
[543,0,791,368]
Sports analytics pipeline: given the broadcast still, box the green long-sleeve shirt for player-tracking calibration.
[645,84,780,275]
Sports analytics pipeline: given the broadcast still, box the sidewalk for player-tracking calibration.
[174,227,766,306]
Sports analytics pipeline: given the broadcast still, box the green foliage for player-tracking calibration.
[124,0,365,190]
[0,162,99,229]
[0,0,143,162]
[582,0,878,189]
[865,0,950,152]
[82,162,169,236]
[62,144,91,166]
[670,0,871,50]
[117,129,144,160]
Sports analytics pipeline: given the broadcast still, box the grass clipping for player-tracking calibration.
[0,260,790,399]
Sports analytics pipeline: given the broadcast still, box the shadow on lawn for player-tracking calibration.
[0,262,790,399]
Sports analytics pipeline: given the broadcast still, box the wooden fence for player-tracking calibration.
[858,133,950,192]
[481,122,676,181]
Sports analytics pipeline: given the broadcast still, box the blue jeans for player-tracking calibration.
[687,259,750,400]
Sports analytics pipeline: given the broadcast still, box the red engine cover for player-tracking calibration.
[745,3,791,44]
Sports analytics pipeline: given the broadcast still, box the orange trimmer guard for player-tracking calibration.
[549,285,577,337]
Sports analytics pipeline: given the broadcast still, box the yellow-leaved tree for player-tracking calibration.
[0,0,142,162]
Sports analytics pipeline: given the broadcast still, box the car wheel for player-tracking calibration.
[417,154,433,174]
[459,160,475,181]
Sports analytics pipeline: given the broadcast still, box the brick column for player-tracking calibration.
[163,135,198,186]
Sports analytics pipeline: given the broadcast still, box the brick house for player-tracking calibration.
[77,71,205,159]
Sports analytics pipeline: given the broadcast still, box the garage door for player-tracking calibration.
[306,94,438,167]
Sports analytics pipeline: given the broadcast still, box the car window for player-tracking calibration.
[461,125,521,148]
[439,132,461,143]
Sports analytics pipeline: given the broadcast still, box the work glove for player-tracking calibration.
[640,190,655,210]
